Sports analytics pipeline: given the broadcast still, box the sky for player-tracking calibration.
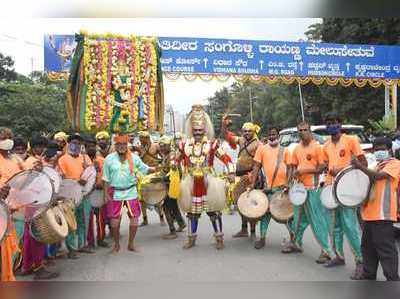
[0,18,319,114]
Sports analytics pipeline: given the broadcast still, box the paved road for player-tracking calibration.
[20,209,388,281]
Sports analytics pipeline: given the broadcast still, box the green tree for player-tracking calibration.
[0,53,17,81]
[0,81,68,138]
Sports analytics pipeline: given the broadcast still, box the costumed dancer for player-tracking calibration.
[221,116,262,239]
[178,105,235,250]
[351,136,400,281]
[286,121,335,263]
[248,126,292,250]
[58,133,93,258]
[159,135,186,240]
[134,131,165,226]
[54,132,68,154]
[103,134,157,253]
[321,112,366,279]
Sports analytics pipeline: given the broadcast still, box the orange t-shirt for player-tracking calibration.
[322,134,364,185]
[361,159,400,222]
[254,144,290,188]
[58,153,92,180]
[291,140,324,189]
[0,155,24,185]
[95,155,105,187]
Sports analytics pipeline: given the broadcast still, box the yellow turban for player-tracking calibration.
[54,132,68,142]
[95,131,110,141]
[242,123,261,135]
[159,136,171,145]
[138,131,150,138]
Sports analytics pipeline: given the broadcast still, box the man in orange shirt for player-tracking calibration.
[321,113,367,279]
[249,126,292,250]
[351,136,400,281]
[58,133,93,257]
[86,135,109,248]
[287,122,335,263]
[0,128,24,281]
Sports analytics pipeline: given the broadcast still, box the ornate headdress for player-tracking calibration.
[184,105,214,140]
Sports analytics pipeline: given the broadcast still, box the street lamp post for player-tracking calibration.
[248,88,257,122]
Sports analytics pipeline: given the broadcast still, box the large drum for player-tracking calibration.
[43,166,62,194]
[6,170,53,221]
[237,190,269,221]
[320,185,338,210]
[289,182,307,206]
[81,166,97,196]
[0,200,10,243]
[333,166,371,208]
[30,206,69,244]
[88,189,105,208]
[141,173,167,206]
[57,179,83,207]
[232,175,251,204]
[269,191,294,223]
[57,199,77,232]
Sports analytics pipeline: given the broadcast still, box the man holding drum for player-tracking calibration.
[288,122,335,263]
[134,130,165,227]
[321,113,367,279]
[0,128,24,281]
[221,117,261,240]
[103,134,157,253]
[248,126,292,250]
[85,135,110,249]
[58,133,93,257]
[351,137,400,281]
[158,135,186,240]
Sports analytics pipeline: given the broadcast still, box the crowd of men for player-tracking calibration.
[0,108,399,282]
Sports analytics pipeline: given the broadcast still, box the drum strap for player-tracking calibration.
[268,146,284,190]
[238,138,257,158]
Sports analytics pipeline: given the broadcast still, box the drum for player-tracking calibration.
[237,190,269,221]
[269,191,294,223]
[58,179,83,207]
[81,166,97,196]
[321,185,338,209]
[6,170,53,221]
[205,174,228,212]
[0,200,10,243]
[30,206,69,244]
[88,189,105,208]
[43,166,62,194]
[289,182,307,206]
[232,175,251,204]
[333,166,371,208]
[178,175,193,213]
[141,174,167,205]
[57,199,77,232]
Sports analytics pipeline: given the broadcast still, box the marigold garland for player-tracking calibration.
[80,32,161,133]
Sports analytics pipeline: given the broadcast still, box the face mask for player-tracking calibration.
[0,139,14,151]
[326,124,341,136]
[268,139,279,146]
[68,143,81,155]
[374,150,390,162]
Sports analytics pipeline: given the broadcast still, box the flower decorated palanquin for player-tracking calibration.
[66,31,164,134]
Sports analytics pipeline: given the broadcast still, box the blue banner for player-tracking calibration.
[44,35,400,79]
[44,35,77,73]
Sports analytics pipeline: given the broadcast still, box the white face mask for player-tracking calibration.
[0,139,14,151]
[374,150,390,162]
